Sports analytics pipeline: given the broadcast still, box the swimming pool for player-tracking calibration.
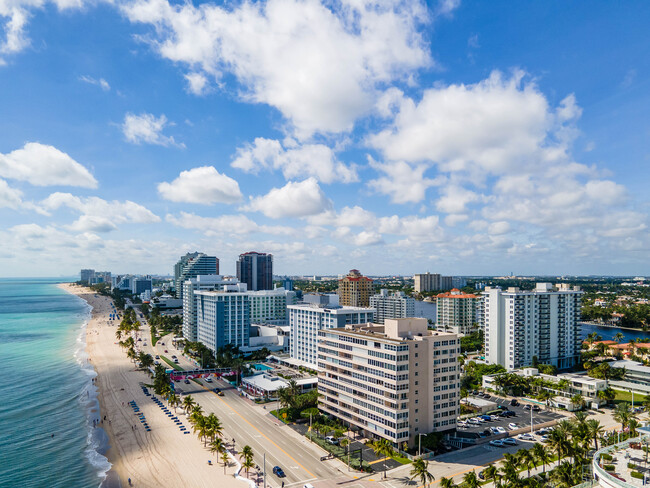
[253,363,273,371]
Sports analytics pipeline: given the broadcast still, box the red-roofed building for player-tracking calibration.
[436,289,479,335]
[338,269,373,307]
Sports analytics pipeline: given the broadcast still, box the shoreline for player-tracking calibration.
[59,282,248,488]
[581,321,650,334]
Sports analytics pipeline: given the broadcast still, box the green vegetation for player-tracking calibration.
[588,361,626,381]
[460,330,483,353]
[461,361,506,395]
[160,355,183,371]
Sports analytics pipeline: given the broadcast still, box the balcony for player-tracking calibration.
[592,434,650,487]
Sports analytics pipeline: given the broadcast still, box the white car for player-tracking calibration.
[468,418,481,425]
[508,423,518,430]
[457,420,467,427]
[205,376,213,383]
[495,426,507,434]
[539,435,550,442]
[517,433,535,441]
[489,439,504,447]
[490,415,500,421]
[477,417,487,423]
[502,438,518,446]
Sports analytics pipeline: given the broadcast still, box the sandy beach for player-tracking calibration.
[60,283,247,488]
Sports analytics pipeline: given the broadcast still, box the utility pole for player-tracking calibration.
[531,406,534,434]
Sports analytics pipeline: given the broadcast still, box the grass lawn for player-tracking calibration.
[613,389,643,404]
[160,355,183,371]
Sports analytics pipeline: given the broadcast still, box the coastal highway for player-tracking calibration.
[144,332,346,486]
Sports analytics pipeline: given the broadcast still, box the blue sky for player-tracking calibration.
[0,0,648,277]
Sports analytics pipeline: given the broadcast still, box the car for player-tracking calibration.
[164,349,168,353]
[539,435,549,442]
[478,470,485,480]
[154,361,160,365]
[143,343,147,347]
[155,355,160,359]
[495,426,507,434]
[532,405,541,412]
[303,484,315,488]
[457,420,467,427]
[523,404,531,411]
[174,359,179,363]
[272,466,286,477]
[517,433,535,441]
[502,438,518,446]
[490,426,500,434]
[489,440,504,447]
[325,436,339,445]
[160,342,165,346]
[481,429,492,437]
[171,355,177,359]
[205,376,212,382]
[184,379,190,384]
[508,423,518,430]
[467,418,480,425]
[504,411,516,417]
[510,399,520,406]
[490,415,500,421]
[477,417,487,423]
[472,390,478,395]
[479,415,491,421]
[483,394,491,400]
[138,338,142,341]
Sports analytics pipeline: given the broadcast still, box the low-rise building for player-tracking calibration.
[317,318,460,447]
[241,373,317,400]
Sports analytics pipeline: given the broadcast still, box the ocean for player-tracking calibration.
[0,278,109,488]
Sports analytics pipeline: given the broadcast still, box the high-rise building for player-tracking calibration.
[249,288,297,324]
[413,272,454,293]
[338,269,373,307]
[317,318,460,447]
[182,275,240,341]
[174,252,219,301]
[283,277,294,291]
[236,252,273,291]
[288,303,374,366]
[482,283,583,370]
[369,289,416,324]
[131,276,152,295]
[80,269,95,284]
[195,289,251,353]
[436,289,478,335]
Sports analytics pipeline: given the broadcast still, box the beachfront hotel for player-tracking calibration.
[288,303,374,367]
[182,275,240,342]
[317,318,460,447]
[482,283,584,370]
[195,287,251,353]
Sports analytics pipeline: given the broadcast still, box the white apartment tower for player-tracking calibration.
[483,283,583,370]
[195,289,251,353]
[249,288,297,324]
[369,289,416,324]
[318,318,460,447]
[288,304,374,367]
[182,275,240,342]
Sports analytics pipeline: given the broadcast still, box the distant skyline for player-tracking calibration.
[1,1,649,277]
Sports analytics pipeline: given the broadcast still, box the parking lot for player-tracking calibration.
[458,394,566,437]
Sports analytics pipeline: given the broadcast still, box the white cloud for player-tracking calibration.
[488,221,510,235]
[353,230,383,246]
[121,0,431,137]
[243,178,332,218]
[79,75,110,91]
[184,72,208,95]
[166,211,294,236]
[436,0,461,16]
[122,112,183,147]
[435,185,480,214]
[231,137,357,183]
[368,157,444,203]
[157,166,243,204]
[0,142,97,188]
[0,178,23,208]
[40,192,161,232]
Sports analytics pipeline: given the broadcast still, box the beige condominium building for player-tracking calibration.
[317,318,460,447]
[338,269,374,307]
[436,289,479,335]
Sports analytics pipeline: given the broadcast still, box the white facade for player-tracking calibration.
[182,275,240,341]
[436,289,478,335]
[318,318,460,447]
[195,290,250,353]
[288,304,374,367]
[174,252,219,301]
[249,288,297,324]
[369,289,415,324]
[483,283,583,370]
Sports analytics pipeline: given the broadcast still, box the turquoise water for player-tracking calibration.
[0,278,109,488]
[253,363,272,371]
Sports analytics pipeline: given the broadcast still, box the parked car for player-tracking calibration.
[510,399,519,406]
[154,361,160,365]
[205,376,212,382]
[184,379,190,384]
[490,426,500,434]
[326,436,339,445]
[468,418,480,425]
[517,433,535,441]
[539,435,550,442]
[479,415,491,421]
[495,426,507,434]
[508,423,518,430]
[272,466,286,477]
[155,355,160,359]
[502,438,518,446]
[532,405,541,412]
[489,440,504,447]
[523,404,531,411]
[481,429,492,437]
[164,349,168,353]
[490,415,500,421]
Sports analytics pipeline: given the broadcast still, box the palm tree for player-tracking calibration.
[597,387,616,406]
[614,332,624,343]
[548,428,570,467]
[571,393,586,411]
[550,461,577,488]
[206,413,223,441]
[240,445,254,478]
[370,438,394,478]
[629,418,640,438]
[614,402,632,430]
[210,438,224,459]
[586,419,605,450]
[193,414,209,446]
[532,442,550,473]
[518,448,536,478]
[481,465,498,487]
[340,438,350,469]
[438,477,456,488]
[182,395,196,414]
[461,471,480,488]
[168,393,180,413]
[220,450,230,474]
[409,458,434,487]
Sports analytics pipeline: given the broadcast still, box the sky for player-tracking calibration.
[0,0,649,278]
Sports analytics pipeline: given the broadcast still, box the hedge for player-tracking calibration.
[603,464,615,471]
[601,453,613,461]
[631,471,644,480]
